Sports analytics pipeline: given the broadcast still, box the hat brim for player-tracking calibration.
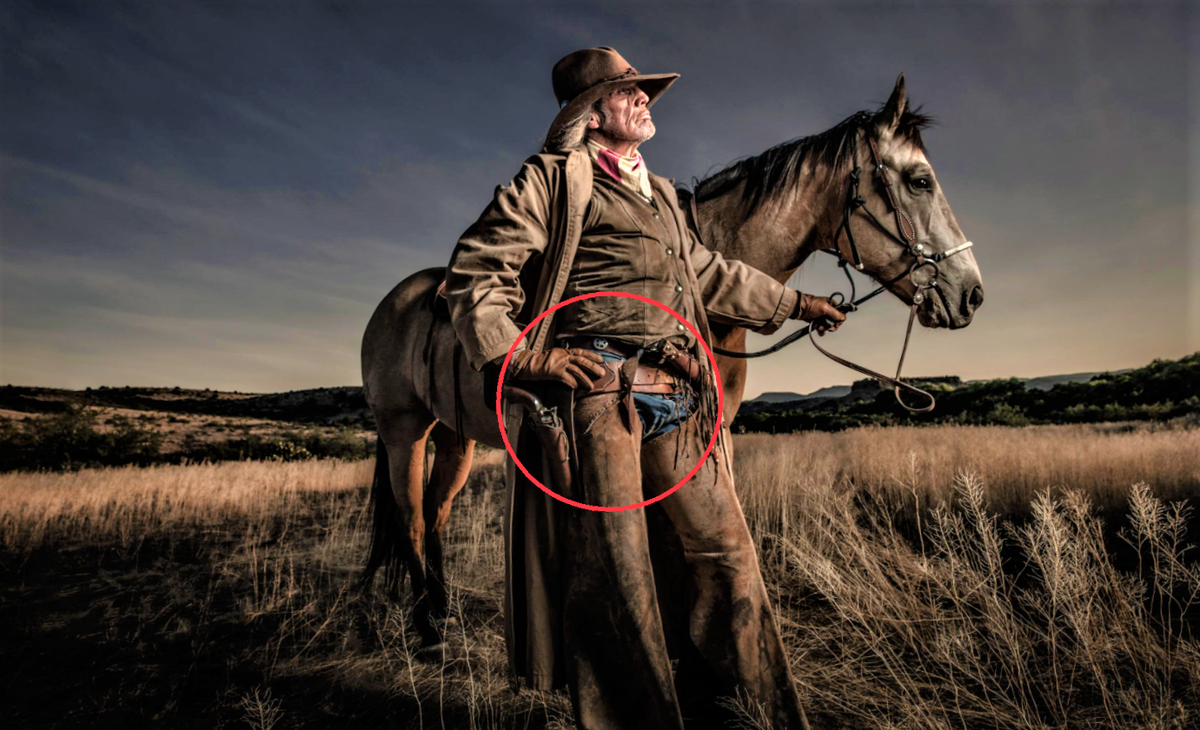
[545,73,679,148]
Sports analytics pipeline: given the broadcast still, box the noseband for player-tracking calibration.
[712,116,975,413]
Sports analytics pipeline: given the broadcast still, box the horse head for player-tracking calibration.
[843,74,985,330]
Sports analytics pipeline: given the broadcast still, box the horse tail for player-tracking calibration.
[360,436,407,596]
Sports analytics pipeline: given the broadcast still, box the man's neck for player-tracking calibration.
[585,132,639,158]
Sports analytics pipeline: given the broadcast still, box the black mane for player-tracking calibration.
[691,105,934,222]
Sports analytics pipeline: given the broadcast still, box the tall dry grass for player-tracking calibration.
[757,476,1200,729]
[0,453,570,728]
[0,458,373,551]
[732,423,1200,538]
[728,424,1200,730]
[3,423,1198,728]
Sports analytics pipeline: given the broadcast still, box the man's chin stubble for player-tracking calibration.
[601,120,655,145]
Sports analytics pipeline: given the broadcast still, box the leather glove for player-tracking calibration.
[510,347,607,390]
[791,292,846,335]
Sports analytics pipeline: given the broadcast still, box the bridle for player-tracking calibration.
[711,114,974,413]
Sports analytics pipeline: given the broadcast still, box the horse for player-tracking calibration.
[359,75,985,647]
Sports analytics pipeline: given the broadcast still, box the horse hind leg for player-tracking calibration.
[361,437,408,602]
[363,410,444,646]
[424,422,476,620]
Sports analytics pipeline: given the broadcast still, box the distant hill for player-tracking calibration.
[753,391,812,404]
[0,384,371,428]
[752,386,853,403]
[744,377,960,414]
[735,353,1199,433]
[745,369,1134,414]
[1013,370,1133,391]
[742,385,852,413]
[0,385,375,472]
[2,356,1192,450]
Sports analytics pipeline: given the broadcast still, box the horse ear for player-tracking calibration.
[880,73,907,135]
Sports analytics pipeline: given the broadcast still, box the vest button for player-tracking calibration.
[652,213,660,219]
[676,323,685,331]
[666,248,673,255]
[675,285,683,293]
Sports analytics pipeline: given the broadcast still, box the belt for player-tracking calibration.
[590,359,680,395]
[560,336,681,395]
[560,335,640,358]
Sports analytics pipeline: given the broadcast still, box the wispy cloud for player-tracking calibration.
[0,0,1193,396]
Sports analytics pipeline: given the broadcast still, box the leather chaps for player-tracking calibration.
[526,378,813,730]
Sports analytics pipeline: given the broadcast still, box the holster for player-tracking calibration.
[503,384,573,496]
[501,342,699,498]
[643,339,703,386]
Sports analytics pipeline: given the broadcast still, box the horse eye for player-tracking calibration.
[913,177,931,190]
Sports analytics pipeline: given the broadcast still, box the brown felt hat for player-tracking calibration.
[545,47,679,146]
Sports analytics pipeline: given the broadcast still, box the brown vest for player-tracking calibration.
[554,160,696,349]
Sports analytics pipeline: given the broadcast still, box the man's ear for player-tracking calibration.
[587,110,601,130]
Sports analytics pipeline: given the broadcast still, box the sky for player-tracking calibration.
[1,0,1195,399]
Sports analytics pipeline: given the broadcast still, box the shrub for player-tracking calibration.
[0,407,163,472]
[174,428,371,465]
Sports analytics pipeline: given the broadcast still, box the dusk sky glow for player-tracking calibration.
[1,0,1195,398]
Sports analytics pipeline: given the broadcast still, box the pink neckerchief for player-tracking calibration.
[585,138,653,201]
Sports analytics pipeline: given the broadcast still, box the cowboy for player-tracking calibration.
[444,47,844,730]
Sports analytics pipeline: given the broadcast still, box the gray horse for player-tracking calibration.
[360,76,984,646]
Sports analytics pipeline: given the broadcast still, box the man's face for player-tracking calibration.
[590,83,655,144]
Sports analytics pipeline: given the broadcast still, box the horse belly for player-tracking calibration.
[362,269,503,450]
[422,316,505,449]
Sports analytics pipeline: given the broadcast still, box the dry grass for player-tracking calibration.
[0,458,374,550]
[2,423,1198,728]
[762,476,1200,729]
[733,423,1200,529]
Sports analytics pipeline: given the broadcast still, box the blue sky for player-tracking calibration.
[1,0,1195,397]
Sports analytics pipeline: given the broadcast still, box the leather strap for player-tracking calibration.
[867,135,916,243]
[585,358,680,395]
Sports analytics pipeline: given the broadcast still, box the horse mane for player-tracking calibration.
[691,103,934,223]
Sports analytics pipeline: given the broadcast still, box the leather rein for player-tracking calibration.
[701,117,974,413]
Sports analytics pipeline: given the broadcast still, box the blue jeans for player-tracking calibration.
[589,349,693,442]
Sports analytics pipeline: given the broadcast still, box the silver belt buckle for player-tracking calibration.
[592,338,609,350]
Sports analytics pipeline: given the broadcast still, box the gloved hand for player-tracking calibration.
[510,347,607,390]
[791,292,846,335]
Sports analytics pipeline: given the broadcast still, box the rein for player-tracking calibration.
[709,117,974,413]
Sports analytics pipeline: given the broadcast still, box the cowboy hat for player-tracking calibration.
[545,47,679,148]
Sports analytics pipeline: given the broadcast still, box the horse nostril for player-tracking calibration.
[964,285,985,314]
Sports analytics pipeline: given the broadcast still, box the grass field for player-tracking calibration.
[2,423,1198,729]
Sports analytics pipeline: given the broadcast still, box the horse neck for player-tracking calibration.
[695,158,843,285]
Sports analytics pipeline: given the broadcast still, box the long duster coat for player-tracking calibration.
[444,143,796,690]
